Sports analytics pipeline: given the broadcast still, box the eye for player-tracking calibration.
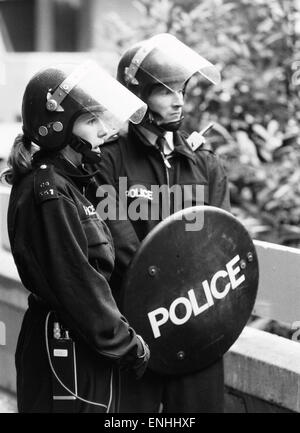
[161,87,172,95]
[87,116,97,125]
[173,89,184,96]
[151,84,171,96]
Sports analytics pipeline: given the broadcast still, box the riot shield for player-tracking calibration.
[123,206,259,375]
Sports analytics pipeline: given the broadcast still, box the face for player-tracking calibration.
[146,83,184,125]
[72,111,109,154]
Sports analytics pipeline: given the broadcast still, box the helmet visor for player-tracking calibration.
[52,60,147,138]
[126,33,221,92]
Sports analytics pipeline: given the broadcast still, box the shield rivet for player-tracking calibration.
[177,351,185,360]
[240,259,247,269]
[247,252,253,262]
[148,266,158,277]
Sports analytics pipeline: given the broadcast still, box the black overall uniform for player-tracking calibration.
[8,152,147,413]
[93,124,231,413]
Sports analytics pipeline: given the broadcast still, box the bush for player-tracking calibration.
[106,0,300,246]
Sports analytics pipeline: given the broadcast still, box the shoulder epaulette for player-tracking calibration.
[185,138,216,155]
[34,164,59,204]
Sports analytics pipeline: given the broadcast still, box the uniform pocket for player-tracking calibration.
[82,217,115,260]
[82,217,115,280]
[82,217,108,246]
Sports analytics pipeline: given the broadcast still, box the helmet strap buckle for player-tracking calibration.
[69,135,101,164]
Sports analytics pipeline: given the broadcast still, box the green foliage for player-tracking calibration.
[109,0,300,246]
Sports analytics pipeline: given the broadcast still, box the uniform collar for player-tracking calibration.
[137,125,174,152]
[164,132,175,154]
[129,124,196,163]
[172,132,197,163]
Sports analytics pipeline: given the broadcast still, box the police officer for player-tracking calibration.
[3,60,149,413]
[93,34,231,413]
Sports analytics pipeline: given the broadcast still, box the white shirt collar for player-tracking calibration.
[137,126,174,154]
[163,131,174,155]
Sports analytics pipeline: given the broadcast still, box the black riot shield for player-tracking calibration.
[123,206,259,375]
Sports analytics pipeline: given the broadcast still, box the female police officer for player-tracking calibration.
[3,60,149,413]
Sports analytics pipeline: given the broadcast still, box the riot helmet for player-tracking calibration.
[22,60,147,161]
[117,33,221,133]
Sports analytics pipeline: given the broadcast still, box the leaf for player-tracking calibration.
[257,18,274,33]
[236,131,261,166]
[273,184,293,200]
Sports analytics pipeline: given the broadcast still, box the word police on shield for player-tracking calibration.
[123,206,259,375]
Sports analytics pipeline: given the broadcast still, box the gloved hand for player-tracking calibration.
[132,334,150,379]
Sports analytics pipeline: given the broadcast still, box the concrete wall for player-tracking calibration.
[253,240,300,324]
[0,250,27,393]
[224,327,300,413]
[0,186,27,393]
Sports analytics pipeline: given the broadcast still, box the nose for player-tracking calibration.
[97,118,108,138]
[172,90,184,107]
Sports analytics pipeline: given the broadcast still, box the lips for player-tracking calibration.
[169,112,182,119]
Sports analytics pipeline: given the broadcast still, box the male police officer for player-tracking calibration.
[94,34,230,412]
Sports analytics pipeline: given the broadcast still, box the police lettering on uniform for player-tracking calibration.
[126,187,153,201]
[2,60,150,413]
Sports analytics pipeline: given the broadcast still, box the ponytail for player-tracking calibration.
[1,134,38,185]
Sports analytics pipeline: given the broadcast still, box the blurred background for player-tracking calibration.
[1,0,300,246]
[1,0,300,413]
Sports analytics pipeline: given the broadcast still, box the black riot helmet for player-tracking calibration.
[117,33,221,133]
[22,60,147,159]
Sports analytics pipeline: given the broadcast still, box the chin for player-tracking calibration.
[161,120,183,132]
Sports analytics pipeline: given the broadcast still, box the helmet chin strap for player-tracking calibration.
[142,109,184,134]
[69,134,102,164]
